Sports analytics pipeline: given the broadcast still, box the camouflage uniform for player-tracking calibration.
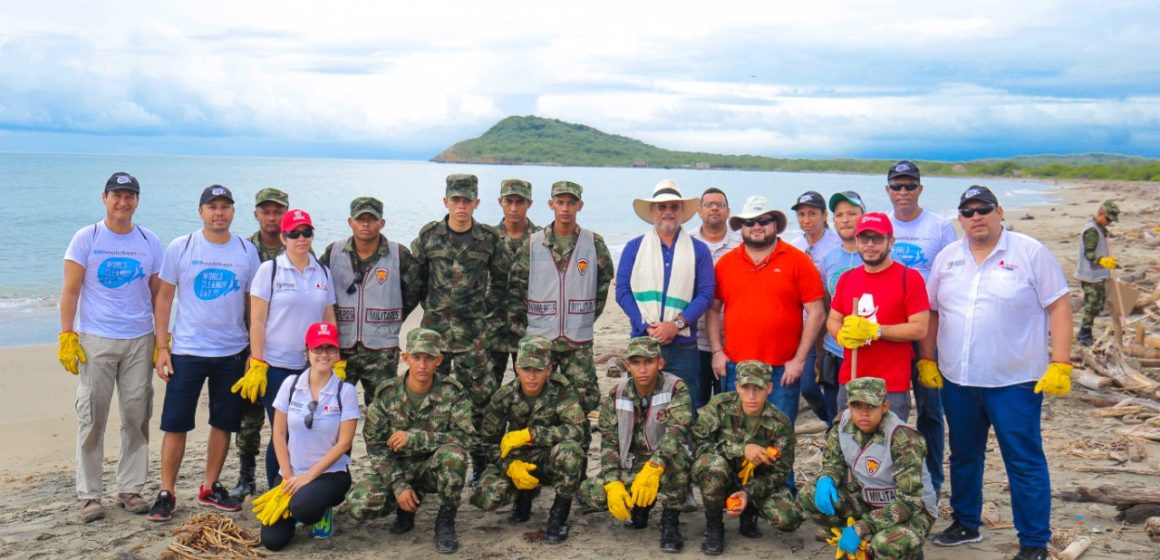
[1078,200,1119,332]
[347,329,477,518]
[693,362,803,530]
[799,378,933,560]
[471,336,587,510]
[490,179,541,383]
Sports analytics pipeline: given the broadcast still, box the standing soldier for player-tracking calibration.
[321,196,422,404]
[799,377,937,560]
[578,336,693,553]
[470,335,587,544]
[489,179,540,382]
[231,187,289,500]
[1075,200,1120,346]
[693,361,802,555]
[346,328,476,554]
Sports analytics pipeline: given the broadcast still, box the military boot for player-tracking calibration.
[544,495,573,544]
[659,508,683,553]
[738,504,762,538]
[390,507,415,535]
[1077,327,1094,347]
[509,490,535,523]
[434,505,459,554]
[229,454,256,500]
[624,504,652,529]
[701,508,725,555]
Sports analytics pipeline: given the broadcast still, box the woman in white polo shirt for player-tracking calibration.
[261,322,358,550]
[248,209,337,487]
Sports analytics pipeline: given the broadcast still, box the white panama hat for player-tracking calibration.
[632,179,700,224]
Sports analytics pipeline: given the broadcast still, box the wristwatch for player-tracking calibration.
[674,316,688,330]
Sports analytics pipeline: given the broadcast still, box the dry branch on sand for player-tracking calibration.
[159,512,263,560]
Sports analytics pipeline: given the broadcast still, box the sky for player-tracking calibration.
[2,1,1158,161]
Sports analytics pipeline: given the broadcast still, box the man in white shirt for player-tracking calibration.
[690,187,741,407]
[920,186,1072,560]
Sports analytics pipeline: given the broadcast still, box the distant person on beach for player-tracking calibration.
[320,197,422,405]
[233,187,291,500]
[59,171,163,522]
[827,212,930,422]
[790,190,841,428]
[921,186,1071,560]
[616,179,715,410]
[1074,200,1121,346]
[489,179,540,383]
[690,187,740,407]
[148,185,258,521]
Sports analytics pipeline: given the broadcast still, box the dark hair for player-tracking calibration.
[701,187,728,207]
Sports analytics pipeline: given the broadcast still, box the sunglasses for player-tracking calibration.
[888,183,921,192]
[654,202,683,212]
[285,228,314,239]
[346,270,365,295]
[742,217,777,228]
[310,346,340,355]
[959,205,996,218]
[304,400,318,429]
[701,202,728,209]
[856,234,889,245]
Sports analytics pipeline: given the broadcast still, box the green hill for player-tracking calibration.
[431,115,1160,181]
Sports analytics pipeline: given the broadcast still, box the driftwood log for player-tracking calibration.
[1117,504,1160,524]
[1058,537,1092,560]
[1059,484,1160,506]
[1146,517,1160,542]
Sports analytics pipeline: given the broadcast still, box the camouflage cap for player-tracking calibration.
[350,196,384,219]
[445,174,479,201]
[499,179,532,200]
[735,360,771,389]
[551,180,583,200]
[847,377,887,407]
[515,334,553,369]
[1101,200,1120,222]
[625,336,661,359]
[405,328,446,357]
[255,188,289,208]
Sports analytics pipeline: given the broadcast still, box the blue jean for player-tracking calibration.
[262,365,301,488]
[943,379,1051,547]
[662,342,703,410]
[800,347,839,427]
[161,351,247,433]
[911,342,946,493]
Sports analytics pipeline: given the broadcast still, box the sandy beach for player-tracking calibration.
[3,179,1159,559]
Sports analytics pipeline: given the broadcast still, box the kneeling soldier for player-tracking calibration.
[578,336,693,553]
[346,329,476,554]
[693,361,803,555]
[799,377,936,560]
[470,335,586,543]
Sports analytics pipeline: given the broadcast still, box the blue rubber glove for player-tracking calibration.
[815,476,838,516]
[837,525,861,554]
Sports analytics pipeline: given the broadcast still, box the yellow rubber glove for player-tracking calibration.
[333,360,347,381]
[506,460,541,490]
[837,315,879,349]
[231,358,269,403]
[629,461,665,507]
[152,334,172,365]
[253,482,291,526]
[1034,362,1073,396]
[917,358,944,389]
[500,428,533,458]
[604,480,632,522]
[58,331,86,375]
[1098,256,1118,270]
[738,460,756,486]
[826,517,869,560]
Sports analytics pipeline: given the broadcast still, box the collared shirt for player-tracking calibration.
[886,209,957,280]
[927,230,1068,387]
[273,372,359,476]
[251,254,337,369]
[791,228,842,269]
[691,227,743,351]
[614,229,715,343]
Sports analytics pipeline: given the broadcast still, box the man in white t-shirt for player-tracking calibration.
[60,172,163,523]
[149,185,261,521]
[690,187,741,406]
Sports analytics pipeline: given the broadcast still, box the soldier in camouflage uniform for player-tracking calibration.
[693,361,802,555]
[578,336,693,553]
[489,179,541,383]
[231,187,290,500]
[799,377,936,560]
[321,197,423,404]
[346,328,475,554]
[1075,200,1120,346]
[470,335,586,544]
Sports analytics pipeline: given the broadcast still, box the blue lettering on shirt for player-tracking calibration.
[193,268,241,300]
[891,242,927,268]
[97,257,145,288]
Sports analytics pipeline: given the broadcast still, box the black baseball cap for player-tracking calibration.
[957,185,999,209]
[199,184,235,206]
[791,190,826,211]
[887,160,920,182]
[105,172,140,194]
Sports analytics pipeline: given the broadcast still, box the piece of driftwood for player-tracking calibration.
[1085,405,1145,418]
[1118,427,1160,441]
[1076,371,1113,391]
[1126,345,1160,359]
[1072,465,1160,476]
[1145,517,1160,542]
[1057,536,1092,560]
[1062,484,1160,506]
[1116,504,1160,524]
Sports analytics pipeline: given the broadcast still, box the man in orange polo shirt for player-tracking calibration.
[706,196,826,426]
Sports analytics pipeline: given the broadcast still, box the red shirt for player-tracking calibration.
[831,262,929,391]
[715,240,824,365]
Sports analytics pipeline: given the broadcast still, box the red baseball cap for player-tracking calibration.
[281,208,313,233]
[305,322,340,349]
[855,212,893,237]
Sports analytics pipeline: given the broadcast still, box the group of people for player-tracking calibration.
[57,162,1092,560]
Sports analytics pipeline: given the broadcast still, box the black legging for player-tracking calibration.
[261,470,352,551]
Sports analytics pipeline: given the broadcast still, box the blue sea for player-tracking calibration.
[0,152,1060,347]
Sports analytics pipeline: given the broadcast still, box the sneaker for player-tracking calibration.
[79,499,105,523]
[311,508,334,539]
[1013,546,1047,560]
[931,520,983,547]
[148,491,177,522]
[198,481,242,512]
[117,493,150,514]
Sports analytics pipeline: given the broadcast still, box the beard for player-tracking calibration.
[743,235,774,250]
[862,252,889,267]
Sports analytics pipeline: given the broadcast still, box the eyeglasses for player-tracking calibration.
[701,202,728,209]
[285,228,314,239]
[654,202,683,212]
[304,400,318,429]
[741,217,776,228]
[310,346,340,355]
[959,205,996,218]
[888,183,921,192]
[346,270,365,295]
[856,235,889,245]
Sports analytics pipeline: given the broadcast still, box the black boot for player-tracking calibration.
[434,505,459,554]
[659,508,683,553]
[700,508,725,555]
[229,454,256,500]
[509,490,535,523]
[544,495,573,544]
[624,504,652,529]
[1077,327,1093,347]
[738,504,762,538]
[390,507,415,535]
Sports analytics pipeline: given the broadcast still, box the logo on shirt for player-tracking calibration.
[315,282,329,291]
[374,267,389,284]
[865,456,881,476]
[998,260,1020,271]
[193,268,240,300]
[97,257,145,289]
[576,258,590,276]
[891,242,927,268]
[275,281,297,292]
[856,294,879,323]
